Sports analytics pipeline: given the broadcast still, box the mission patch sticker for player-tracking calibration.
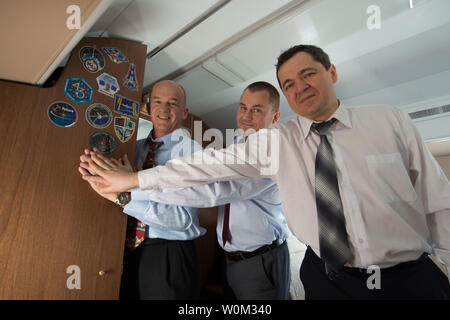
[85,103,112,129]
[113,94,139,119]
[79,46,105,73]
[89,132,118,155]
[102,47,129,64]
[64,77,93,104]
[47,101,77,127]
[114,116,135,143]
[123,63,138,91]
[96,73,120,98]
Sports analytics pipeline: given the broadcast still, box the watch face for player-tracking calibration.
[119,192,131,205]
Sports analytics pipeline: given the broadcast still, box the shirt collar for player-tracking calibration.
[235,131,246,143]
[298,100,352,140]
[146,128,188,147]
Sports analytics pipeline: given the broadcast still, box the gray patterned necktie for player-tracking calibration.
[312,118,352,270]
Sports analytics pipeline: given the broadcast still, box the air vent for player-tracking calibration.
[408,104,450,119]
[202,57,245,86]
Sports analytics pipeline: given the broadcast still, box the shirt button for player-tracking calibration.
[358,238,364,244]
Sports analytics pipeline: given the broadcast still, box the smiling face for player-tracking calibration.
[277,51,339,121]
[236,89,280,133]
[149,80,188,138]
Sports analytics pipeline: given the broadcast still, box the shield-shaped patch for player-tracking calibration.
[114,116,135,143]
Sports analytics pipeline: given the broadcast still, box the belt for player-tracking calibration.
[224,239,285,261]
[142,238,173,246]
[326,252,429,280]
[307,247,430,280]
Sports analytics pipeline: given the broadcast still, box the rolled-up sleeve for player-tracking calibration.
[399,109,450,272]
[138,128,280,191]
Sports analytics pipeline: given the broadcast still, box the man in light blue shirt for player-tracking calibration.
[81,80,205,299]
[124,128,204,241]
[126,81,292,299]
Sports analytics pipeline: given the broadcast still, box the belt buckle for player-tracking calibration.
[325,263,338,280]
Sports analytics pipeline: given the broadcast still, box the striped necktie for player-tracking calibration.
[125,139,163,250]
[312,118,352,270]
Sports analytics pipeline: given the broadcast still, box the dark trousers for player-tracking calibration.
[225,241,290,300]
[119,238,199,300]
[300,246,450,300]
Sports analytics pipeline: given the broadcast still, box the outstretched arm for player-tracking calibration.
[131,178,275,208]
[137,128,279,192]
[79,128,278,193]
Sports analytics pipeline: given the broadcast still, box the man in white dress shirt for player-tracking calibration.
[81,45,450,299]
[128,81,292,300]
[81,82,292,299]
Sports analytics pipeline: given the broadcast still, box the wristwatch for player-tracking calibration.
[115,192,131,206]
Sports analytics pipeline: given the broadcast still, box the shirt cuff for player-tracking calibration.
[138,167,160,191]
[130,187,144,201]
[433,248,450,270]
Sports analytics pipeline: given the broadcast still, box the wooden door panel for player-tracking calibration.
[0,38,147,299]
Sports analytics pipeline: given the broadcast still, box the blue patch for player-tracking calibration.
[96,73,120,98]
[89,131,118,155]
[102,47,129,64]
[64,78,93,104]
[114,94,139,119]
[48,101,77,128]
[123,63,138,91]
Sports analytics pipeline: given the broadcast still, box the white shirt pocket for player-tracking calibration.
[366,153,418,203]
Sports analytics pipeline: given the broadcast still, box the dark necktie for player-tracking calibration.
[142,140,163,170]
[222,203,231,247]
[125,139,163,251]
[312,118,352,269]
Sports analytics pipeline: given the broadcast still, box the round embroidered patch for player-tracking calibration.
[89,131,118,155]
[85,103,113,129]
[47,101,78,128]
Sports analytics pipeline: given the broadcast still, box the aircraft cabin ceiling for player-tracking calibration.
[84,0,450,142]
[1,0,449,143]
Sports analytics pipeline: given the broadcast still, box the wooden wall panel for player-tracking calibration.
[0,37,147,299]
[436,155,450,179]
